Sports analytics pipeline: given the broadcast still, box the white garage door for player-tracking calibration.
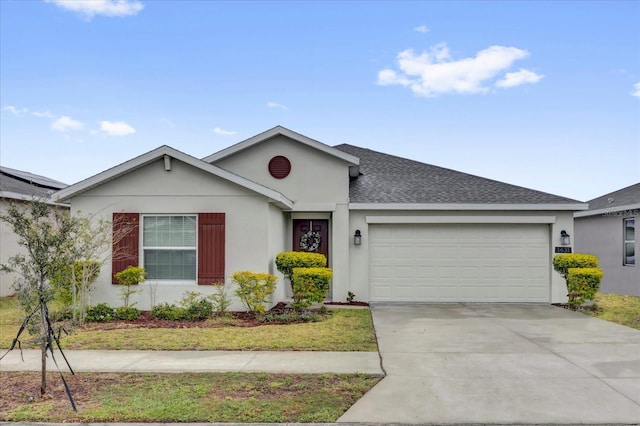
[370,224,550,302]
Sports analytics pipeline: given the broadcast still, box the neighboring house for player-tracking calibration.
[575,183,639,296]
[54,126,587,310]
[0,166,68,296]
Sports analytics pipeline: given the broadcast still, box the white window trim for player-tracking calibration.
[623,217,635,267]
[141,214,199,283]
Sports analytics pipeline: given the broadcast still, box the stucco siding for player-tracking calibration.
[1,200,24,296]
[575,214,639,296]
[268,203,288,304]
[68,158,279,310]
[1,199,69,297]
[212,135,350,205]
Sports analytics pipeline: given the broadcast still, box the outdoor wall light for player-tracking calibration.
[354,229,362,245]
[560,230,571,246]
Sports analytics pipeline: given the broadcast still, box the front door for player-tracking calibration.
[293,219,329,263]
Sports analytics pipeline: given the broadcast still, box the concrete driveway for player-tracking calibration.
[338,303,640,424]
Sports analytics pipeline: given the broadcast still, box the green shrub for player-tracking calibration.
[232,271,278,314]
[567,267,604,306]
[275,252,327,281]
[114,266,146,307]
[258,311,321,323]
[208,284,232,316]
[149,293,214,321]
[150,302,185,320]
[553,254,599,278]
[114,305,141,321]
[291,267,333,310]
[185,299,213,320]
[86,303,115,322]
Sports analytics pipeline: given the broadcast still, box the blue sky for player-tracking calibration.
[1,0,638,202]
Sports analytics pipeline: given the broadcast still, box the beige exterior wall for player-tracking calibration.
[212,134,353,302]
[575,212,639,296]
[1,199,69,297]
[212,135,350,206]
[348,209,576,303]
[69,158,285,310]
[0,199,24,296]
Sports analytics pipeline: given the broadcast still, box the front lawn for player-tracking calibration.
[582,292,640,330]
[0,297,378,351]
[0,371,382,422]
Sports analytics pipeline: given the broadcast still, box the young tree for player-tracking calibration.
[52,213,117,323]
[0,200,78,399]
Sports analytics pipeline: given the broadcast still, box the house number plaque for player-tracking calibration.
[554,247,572,253]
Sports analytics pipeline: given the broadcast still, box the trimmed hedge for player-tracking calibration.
[567,267,604,306]
[275,252,327,281]
[553,253,603,306]
[552,254,599,278]
[291,267,333,309]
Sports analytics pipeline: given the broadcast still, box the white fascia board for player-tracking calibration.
[53,145,294,210]
[1,191,69,207]
[574,203,640,218]
[202,125,360,166]
[350,203,588,211]
[366,215,557,224]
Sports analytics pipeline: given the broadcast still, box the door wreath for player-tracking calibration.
[300,230,321,252]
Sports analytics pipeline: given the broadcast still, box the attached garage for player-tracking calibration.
[369,223,551,303]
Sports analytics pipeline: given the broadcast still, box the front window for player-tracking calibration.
[624,218,635,266]
[143,215,197,280]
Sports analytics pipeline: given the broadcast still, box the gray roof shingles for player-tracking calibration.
[585,182,640,211]
[333,144,581,204]
[0,166,67,198]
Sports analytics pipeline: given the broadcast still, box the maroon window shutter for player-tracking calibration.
[198,213,225,285]
[112,213,140,284]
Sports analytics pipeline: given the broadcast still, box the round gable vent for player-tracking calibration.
[268,155,291,179]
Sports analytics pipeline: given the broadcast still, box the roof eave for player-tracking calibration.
[574,203,640,218]
[203,125,360,166]
[53,146,294,208]
[1,191,69,206]
[349,202,589,211]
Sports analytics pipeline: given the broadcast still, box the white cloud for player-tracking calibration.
[44,0,144,18]
[378,43,536,97]
[4,105,28,115]
[32,110,55,118]
[267,101,288,110]
[495,68,544,88]
[213,127,237,136]
[100,120,136,136]
[414,25,429,33]
[631,82,640,98]
[52,116,84,132]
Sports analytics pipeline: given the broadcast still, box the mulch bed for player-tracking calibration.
[77,302,337,330]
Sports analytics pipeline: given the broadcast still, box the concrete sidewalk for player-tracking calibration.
[0,349,383,375]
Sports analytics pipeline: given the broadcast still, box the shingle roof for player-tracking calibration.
[333,144,581,205]
[585,182,640,211]
[0,166,67,199]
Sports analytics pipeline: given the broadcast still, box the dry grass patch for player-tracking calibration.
[1,371,382,423]
[583,292,640,330]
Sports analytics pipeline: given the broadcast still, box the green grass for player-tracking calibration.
[582,292,640,330]
[0,296,22,347]
[0,297,378,351]
[1,372,382,423]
